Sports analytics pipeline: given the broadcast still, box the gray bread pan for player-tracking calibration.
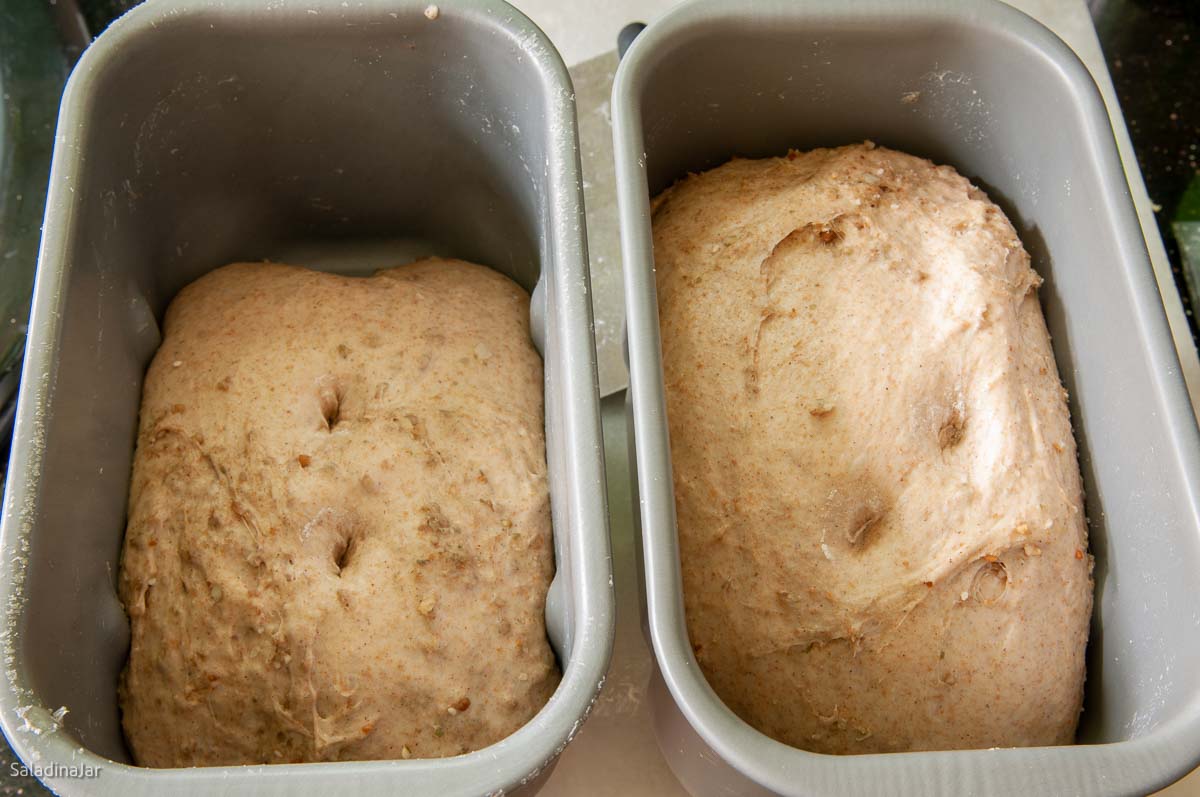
[0,0,614,794]
[612,0,1200,795]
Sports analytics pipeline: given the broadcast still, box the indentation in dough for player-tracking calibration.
[970,560,1008,604]
[300,507,359,577]
[748,217,854,393]
[316,375,343,431]
[810,400,836,417]
[761,216,852,292]
[746,310,778,394]
[846,504,884,547]
[821,479,889,555]
[817,227,844,245]
[938,407,966,450]
[333,534,354,575]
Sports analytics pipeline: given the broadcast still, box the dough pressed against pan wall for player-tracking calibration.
[119,259,558,766]
[653,143,1092,754]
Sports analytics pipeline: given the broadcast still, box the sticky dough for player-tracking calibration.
[118,258,558,766]
[652,143,1092,753]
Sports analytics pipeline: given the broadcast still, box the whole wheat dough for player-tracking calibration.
[119,258,558,766]
[652,143,1092,754]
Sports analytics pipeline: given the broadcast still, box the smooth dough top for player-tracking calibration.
[119,258,557,766]
[652,143,1092,754]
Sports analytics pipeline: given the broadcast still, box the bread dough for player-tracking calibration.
[652,143,1092,754]
[118,258,558,766]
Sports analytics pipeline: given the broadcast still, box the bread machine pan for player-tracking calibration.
[0,0,615,794]
[612,0,1200,794]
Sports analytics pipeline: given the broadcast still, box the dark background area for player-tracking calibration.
[0,0,1196,794]
[1092,0,1200,340]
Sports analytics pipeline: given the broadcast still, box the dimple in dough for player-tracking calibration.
[118,258,558,766]
[652,143,1093,754]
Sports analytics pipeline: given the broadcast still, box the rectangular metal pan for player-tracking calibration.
[0,0,614,794]
[612,0,1200,794]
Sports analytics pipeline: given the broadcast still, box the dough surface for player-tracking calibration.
[652,143,1092,754]
[119,258,558,766]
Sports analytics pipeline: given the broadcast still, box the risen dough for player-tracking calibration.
[119,258,558,766]
[653,143,1092,754]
